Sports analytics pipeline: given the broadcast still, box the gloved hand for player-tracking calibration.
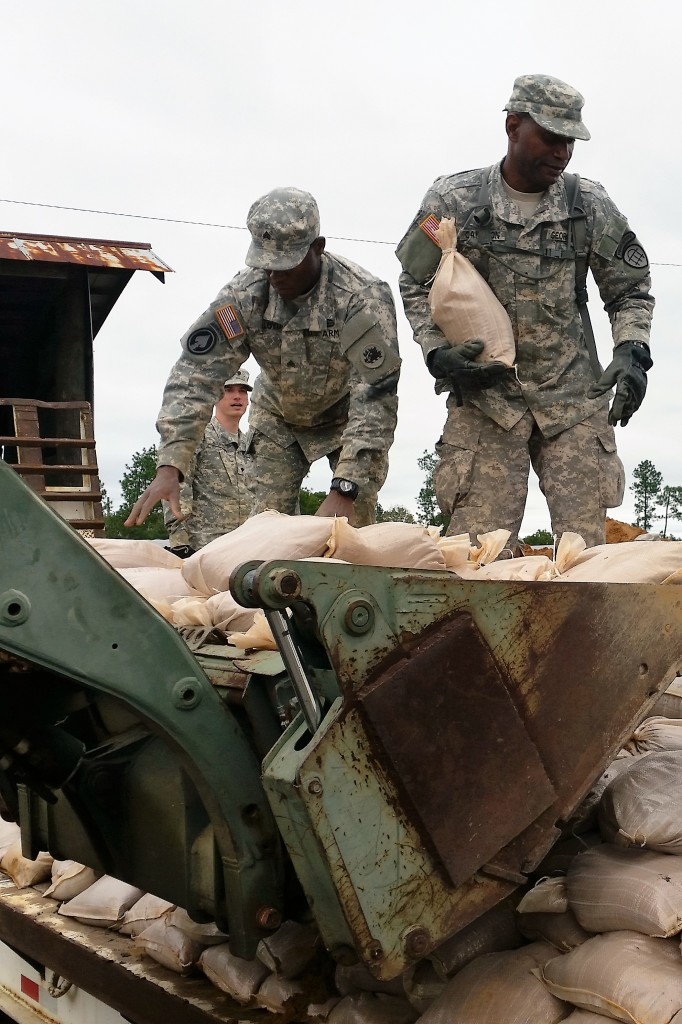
[428,341,510,390]
[588,342,653,427]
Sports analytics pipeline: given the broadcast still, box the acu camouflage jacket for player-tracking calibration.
[397,162,653,437]
[156,252,400,485]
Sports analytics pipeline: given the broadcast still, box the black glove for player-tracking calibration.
[428,341,511,394]
[588,342,653,427]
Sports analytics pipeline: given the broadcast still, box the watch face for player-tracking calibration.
[339,480,354,494]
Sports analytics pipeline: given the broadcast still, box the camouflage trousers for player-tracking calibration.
[434,401,625,548]
[246,431,380,526]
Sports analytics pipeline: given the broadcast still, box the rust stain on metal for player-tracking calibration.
[0,231,173,273]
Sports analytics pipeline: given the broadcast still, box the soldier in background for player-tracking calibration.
[163,369,252,556]
[397,74,654,549]
[127,186,400,531]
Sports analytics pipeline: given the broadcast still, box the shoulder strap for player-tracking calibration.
[471,165,494,248]
[565,173,600,379]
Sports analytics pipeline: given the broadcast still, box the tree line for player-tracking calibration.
[101,449,681,542]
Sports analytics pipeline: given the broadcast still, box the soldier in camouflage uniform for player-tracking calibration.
[126,187,400,531]
[397,74,654,549]
[163,369,252,554]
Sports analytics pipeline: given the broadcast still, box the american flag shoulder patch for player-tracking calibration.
[215,303,245,340]
[419,213,442,247]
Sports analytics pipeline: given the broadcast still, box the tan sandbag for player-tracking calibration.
[516,876,569,914]
[469,529,512,565]
[402,961,446,1013]
[229,609,277,652]
[416,941,567,1024]
[557,541,682,583]
[454,554,555,581]
[326,520,445,570]
[44,860,100,901]
[205,592,257,632]
[58,875,145,927]
[257,973,305,1013]
[117,566,200,604]
[599,750,682,854]
[541,930,682,1022]
[335,963,406,998]
[562,1012,612,1023]
[429,218,515,366]
[86,537,181,569]
[554,532,587,572]
[134,917,205,974]
[651,677,682,720]
[182,511,337,595]
[328,992,418,1024]
[566,754,649,834]
[168,907,228,946]
[0,842,53,888]
[516,909,591,951]
[199,942,269,1003]
[0,818,20,859]
[119,893,176,937]
[622,716,682,755]
[426,902,523,980]
[256,919,319,978]
[567,845,682,936]
[437,532,471,570]
[308,997,342,1021]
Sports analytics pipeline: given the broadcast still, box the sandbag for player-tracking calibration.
[541,930,682,1023]
[325,520,445,570]
[182,511,337,595]
[168,907,228,946]
[425,902,523,980]
[599,750,682,853]
[198,942,269,1004]
[429,218,516,365]
[58,875,144,928]
[119,893,176,937]
[557,542,682,583]
[0,818,20,859]
[256,973,305,1013]
[454,554,555,581]
[334,962,405,998]
[117,566,200,604]
[516,909,591,951]
[567,845,682,936]
[516,876,569,914]
[44,860,100,901]
[134,916,205,974]
[328,992,418,1024]
[229,609,277,652]
[622,716,682,755]
[416,941,567,1024]
[0,842,53,888]
[86,537,180,569]
[565,754,650,834]
[256,919,319,978]
[651,677,682,721]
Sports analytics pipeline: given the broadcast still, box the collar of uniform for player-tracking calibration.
[262,253,332,332]
[490,161,571,228]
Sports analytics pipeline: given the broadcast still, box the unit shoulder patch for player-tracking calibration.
[186,325,219,355]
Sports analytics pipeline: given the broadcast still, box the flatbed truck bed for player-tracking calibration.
[0,874,292,1024]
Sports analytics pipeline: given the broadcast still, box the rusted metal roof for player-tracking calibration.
[0,231,173,273]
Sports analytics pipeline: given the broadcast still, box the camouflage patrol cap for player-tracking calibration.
[223,368,252,391]
[245,187,321,271]
[504,74,591,141]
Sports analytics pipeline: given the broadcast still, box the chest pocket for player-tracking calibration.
[340,310,401,385]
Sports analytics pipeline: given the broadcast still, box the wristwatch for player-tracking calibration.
[330,477,359,500]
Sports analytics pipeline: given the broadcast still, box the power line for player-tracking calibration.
[0,196,678,265]
[0,198,390,247]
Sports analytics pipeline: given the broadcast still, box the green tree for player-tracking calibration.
[521,528,554,546]
[415,450,450,532]
[103,445,166,539]
[376,503,416,523]
[298,487,327,515]
[630,459,663,531]
[657,485,682,539]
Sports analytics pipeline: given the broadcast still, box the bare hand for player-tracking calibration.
[315,491,357,525]
[124,465,183,527]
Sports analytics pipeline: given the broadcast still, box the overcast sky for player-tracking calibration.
[4,0,679,535]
